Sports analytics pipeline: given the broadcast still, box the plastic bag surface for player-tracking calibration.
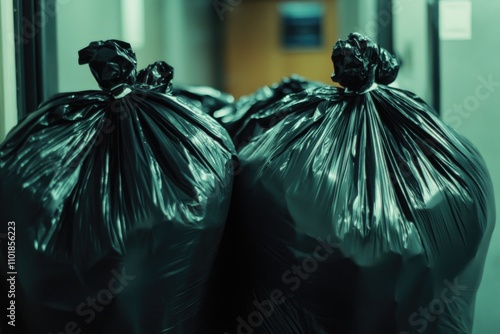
[220,33,495,334]
[173,85,235,118]
[223,75,323,146]
[0,40,235,334]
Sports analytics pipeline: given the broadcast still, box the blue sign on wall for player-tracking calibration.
[279,2,324,49]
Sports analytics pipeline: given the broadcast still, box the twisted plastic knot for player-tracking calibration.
[331,33,399,93]
[79,40,175,96]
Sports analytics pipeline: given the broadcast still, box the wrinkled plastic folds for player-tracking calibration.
[0,40,235,334]
[219,33,495,334]
[331,32,399,92]
[136,61,174,93]
[224,75,323,146]
[173,85,235,118]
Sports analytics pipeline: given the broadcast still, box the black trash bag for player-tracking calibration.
[136,60,174,93]
[173,85,235,118]
[0,40,235,334]
[219,33,495,334]
[223,75,323,146]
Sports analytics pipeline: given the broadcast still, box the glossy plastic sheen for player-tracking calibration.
[173,85,235,118]
[0,40,235,334]
[219,34,495,334]
[331,32,399,92]
[226,74,323,146]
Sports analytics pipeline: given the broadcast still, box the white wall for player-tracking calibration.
[56,0,123,92]
[161,0,217,86]
[0,0,18,142]
[338,0,378,40]
[56,0,165,92]
[56,0,216,93]
[392,0,432,103]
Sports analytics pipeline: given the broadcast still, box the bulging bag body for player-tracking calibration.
[221,33,495,334]
[0,40,235,334]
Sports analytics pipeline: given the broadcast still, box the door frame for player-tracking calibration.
[13,0,58,118]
